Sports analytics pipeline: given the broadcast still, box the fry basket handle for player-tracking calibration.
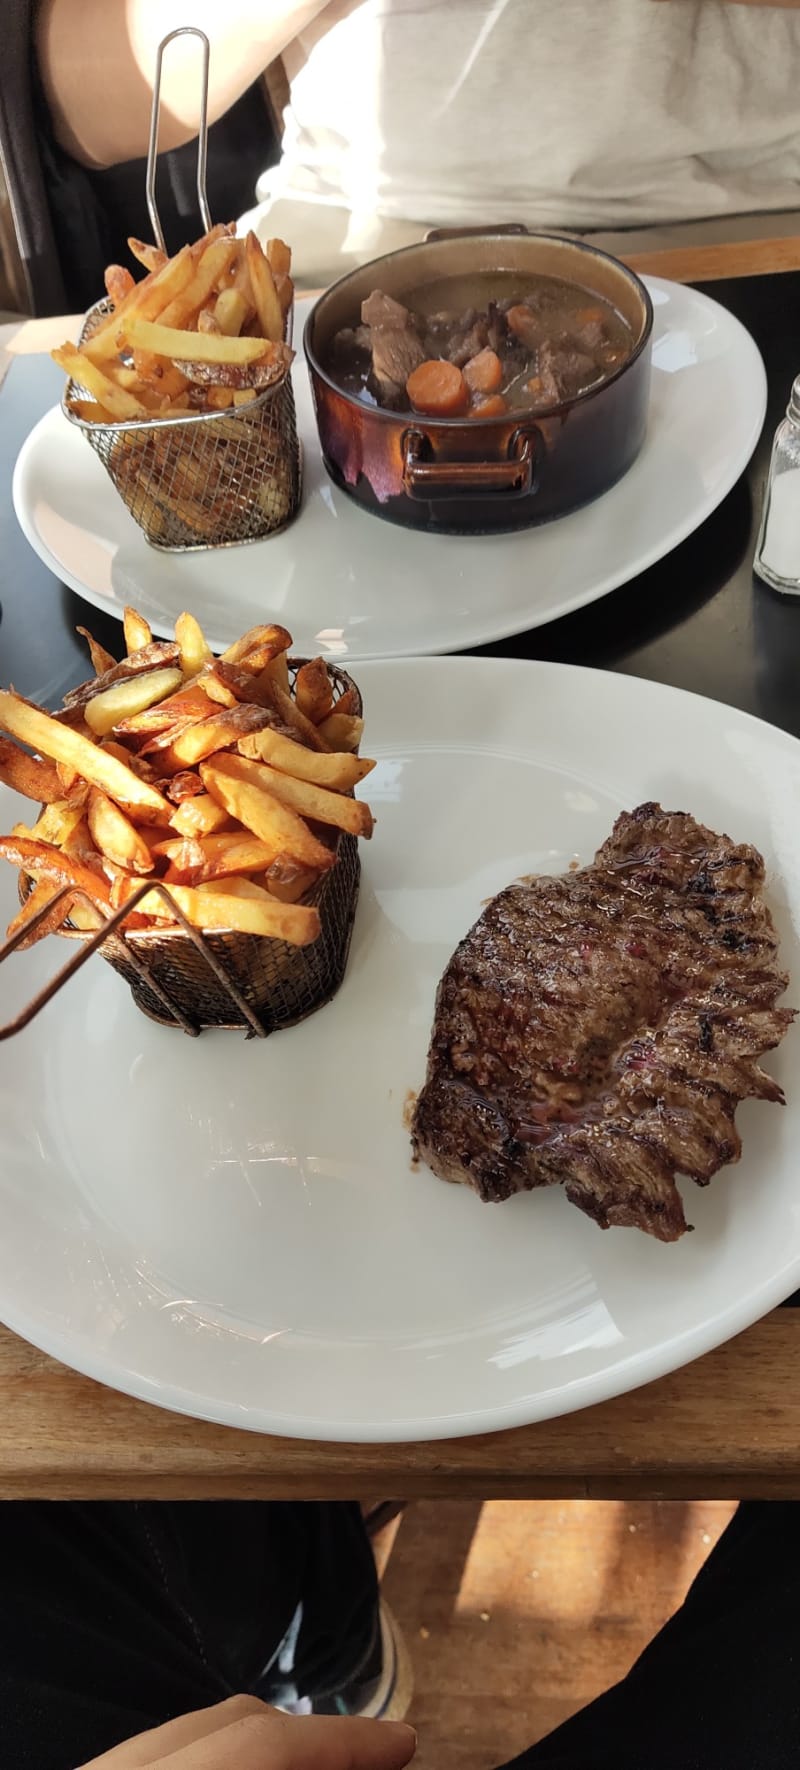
[146,26,212,252]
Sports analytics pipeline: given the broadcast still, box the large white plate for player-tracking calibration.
[0,658,798,1442]
[12,281,765,661]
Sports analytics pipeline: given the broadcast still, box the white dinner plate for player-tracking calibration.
[12,281,765,661]
[0,658,798,1442]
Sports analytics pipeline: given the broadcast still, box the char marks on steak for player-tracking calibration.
[411,804,795,1241]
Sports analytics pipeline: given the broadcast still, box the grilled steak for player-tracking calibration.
[411,804,795,1241]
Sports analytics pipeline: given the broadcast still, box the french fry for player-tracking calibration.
[209,657,330,754]
[294,658,334,725]
[76,627,118,676]
[201,754,335,873]
[87,789,153,874]
[170,793,232,838]
[159,830,280,882]
[220,623,293,668]
[213,288,249,337]
[198,308,221,335]
[104,264,136,305]
[238,728,375,789]
[161,771,205,805]
[262,650,291,695]
[160,837,206,880]
[60,814,105,867]
[62,642,181,711]
[200,670,239,709]
[75,245,195,363]
[266,238,292,277]
[237,759,373,839]
[191,223,235,257]
[101,739,157,781]
[84,667,184,737]
[197,876,271,899]
[0,835,113,910]
[63,898,105,933]
[112,879,320,945]
[155,235,239,331]
[129,349,190,401]
[120,316,276,366]
[144,703,271,770]
[317,713,364,753]
[113,682,215,737]
[13,799,86,848]
[128,238,168,274]
[253,675,331,753]
[274,272,295,317]
[57,759,80,795]
[331,687,359,719]
[51,345,151,421]
[267,866,318,905]
[175,612,213,678]
[0,692,170,818]
[66,397,120,424]
[245,231,283,342]
[5,878,77,949]
[123,607,154,654]
[0,736,65,804]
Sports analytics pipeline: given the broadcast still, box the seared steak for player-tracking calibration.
[411,804,795,1241]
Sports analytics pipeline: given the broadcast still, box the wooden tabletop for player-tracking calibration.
[3,1313,798,1500]
[3,231,800,1498]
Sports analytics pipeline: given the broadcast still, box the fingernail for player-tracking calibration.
[385,1722,417,1744]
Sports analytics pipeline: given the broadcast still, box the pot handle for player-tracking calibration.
[402,427,538,501]
[423,223,531,242]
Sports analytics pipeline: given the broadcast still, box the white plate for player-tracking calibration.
[12,281,765,661]
[0,658,798,1442]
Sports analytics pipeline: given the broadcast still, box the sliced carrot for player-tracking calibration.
[406,359,469,417]
[506,305,540,345]
[468,394,508,419]
[463,348,503,396]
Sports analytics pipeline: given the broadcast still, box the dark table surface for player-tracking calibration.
[2,272,800,725]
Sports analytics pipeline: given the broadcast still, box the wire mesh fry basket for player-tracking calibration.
[64,308,302,551]
[3,664,363,1041]
[60,27,302,552]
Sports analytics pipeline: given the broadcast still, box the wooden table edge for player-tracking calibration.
[2,1308,797,1498]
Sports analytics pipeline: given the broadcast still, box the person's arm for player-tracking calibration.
[36,0,331,170]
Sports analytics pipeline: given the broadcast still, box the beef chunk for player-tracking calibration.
[358,289,426,405]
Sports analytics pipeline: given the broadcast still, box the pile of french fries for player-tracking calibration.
[0,611,374,952]
[51,226,295,422]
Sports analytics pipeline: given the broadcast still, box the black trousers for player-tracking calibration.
[2,1501,797,1770]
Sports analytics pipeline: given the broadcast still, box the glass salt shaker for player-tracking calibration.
[754,374,800,593]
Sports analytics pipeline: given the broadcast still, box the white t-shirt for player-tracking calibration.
[242,0,800,283]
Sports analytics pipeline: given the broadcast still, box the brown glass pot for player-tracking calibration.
[304,231,653,535]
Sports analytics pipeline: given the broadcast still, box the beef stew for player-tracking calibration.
[329,271,635,418]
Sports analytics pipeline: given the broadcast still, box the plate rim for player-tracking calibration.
[0,653,798,1442]
[11,278,767,660]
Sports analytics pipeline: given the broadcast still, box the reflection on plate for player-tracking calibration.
[0,657,798,1442]
[13,281,765,660]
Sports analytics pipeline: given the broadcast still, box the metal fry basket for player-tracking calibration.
[61,27,302,552]
[2,664,363,1040]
